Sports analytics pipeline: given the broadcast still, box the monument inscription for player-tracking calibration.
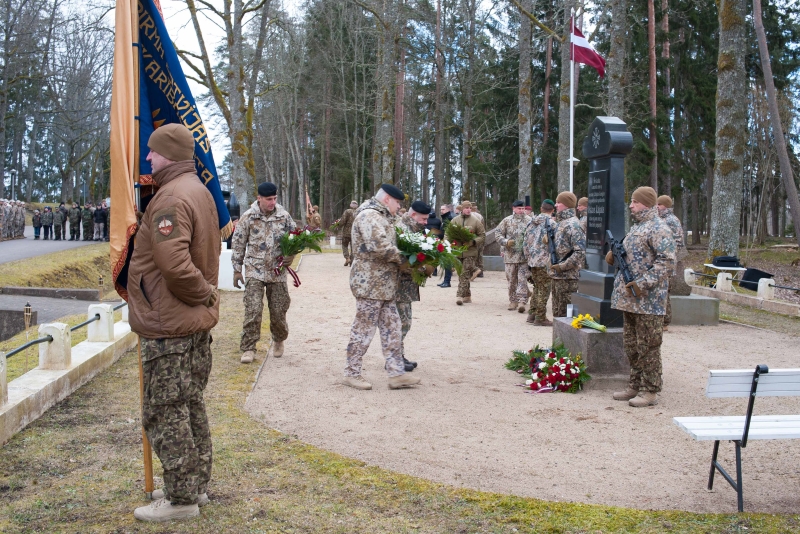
[586,169,607,250]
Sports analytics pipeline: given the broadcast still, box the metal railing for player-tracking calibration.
[4,301,127,361]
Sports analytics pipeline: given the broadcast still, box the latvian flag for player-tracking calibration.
[571,22,606,79]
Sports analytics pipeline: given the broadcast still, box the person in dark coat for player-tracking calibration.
[437,204,455,288]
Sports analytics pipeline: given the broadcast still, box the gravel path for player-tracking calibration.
[245,253,800,514]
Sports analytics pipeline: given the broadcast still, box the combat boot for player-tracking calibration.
[344,259,349,266]
[533,318,553,326]
[462,296,472,304]
[388,374,421,389]
[526,315,536,324]
[273,340,284,358]
[403,357,417,372]
[151,489,209,507]
[470,269,482,282]
[612,388,639,401]
[456,298,463,305]
[518,304,526,313]
[629,392,658,407]
[240,350,255,364]
[341,375,372,390]
[133,497,199,522]
[507,301,516,310]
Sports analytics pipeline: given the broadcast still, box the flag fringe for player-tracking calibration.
[112,221,139,302]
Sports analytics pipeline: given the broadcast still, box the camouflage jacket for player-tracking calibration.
[394,213,423,303]
[82,209,93,223]
[231,200,297,284]
[495,213,531,263]
[659,208,687,262]
[69,207,82,224]
[340,208,356,238]
[550,208,586,280]
[611,206,676,315]
[53,209,65,225]
[579,212,587,234]
[449,213,485,258]
[523,214,552,268]
[42,210,53,225]
[350,197,404,301]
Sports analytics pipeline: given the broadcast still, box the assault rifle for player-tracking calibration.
[545,217,559,265]
[606,229,637,297]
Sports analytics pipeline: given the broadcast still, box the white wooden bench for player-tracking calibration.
[674,366,800,512]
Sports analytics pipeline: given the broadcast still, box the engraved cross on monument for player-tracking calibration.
[571,116,632,328]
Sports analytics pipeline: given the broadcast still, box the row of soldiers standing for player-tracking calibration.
[0,199,26,240]
[30,201,109,241]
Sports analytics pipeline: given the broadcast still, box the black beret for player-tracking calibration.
[257,182,277,197]
[410,200,431,214]
[380,183,404,200]
[512,200,524,207]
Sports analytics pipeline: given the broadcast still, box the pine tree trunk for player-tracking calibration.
[707,0,747,258]
[661,0,671,195]
[647,0,658,190]
[753,0,800,246]
[434,0,446,206]
[557,0,575,192]
[518,0,532,201]
[607,0,626,120]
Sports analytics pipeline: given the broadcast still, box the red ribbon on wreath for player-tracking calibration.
[274,256,302,287]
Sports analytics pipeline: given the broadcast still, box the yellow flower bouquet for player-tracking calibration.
[571,313,607,332]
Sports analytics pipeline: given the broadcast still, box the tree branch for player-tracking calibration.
[507,0,563,42]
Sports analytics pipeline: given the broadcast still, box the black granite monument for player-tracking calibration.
[570,116,633,328]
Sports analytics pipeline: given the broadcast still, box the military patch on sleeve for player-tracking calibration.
[152,207,182,242]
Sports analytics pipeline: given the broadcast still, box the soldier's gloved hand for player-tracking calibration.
[550,262,564,274]
[625,280,642,296]
[506,239,515,249]
[233,272,244,289]
[605,250,614,266]
[399,261,413,273]
[283,255,297,267]
[470,239,476,247]
[205,288,219,307]
[423,264,435,277]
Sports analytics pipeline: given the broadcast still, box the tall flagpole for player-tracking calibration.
[569,9,575,193]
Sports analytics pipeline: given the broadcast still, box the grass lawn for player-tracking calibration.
[0,243,113,291]
[1,248,799,532]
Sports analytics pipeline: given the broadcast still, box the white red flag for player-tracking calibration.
[571,22,605,78]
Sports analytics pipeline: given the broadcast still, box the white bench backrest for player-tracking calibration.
[706,369,800,398]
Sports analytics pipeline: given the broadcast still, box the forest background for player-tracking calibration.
[1,0,799,258]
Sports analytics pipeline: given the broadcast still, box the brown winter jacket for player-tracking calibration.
[127,160,220,339]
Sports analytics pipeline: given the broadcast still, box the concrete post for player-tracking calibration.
[87,304,114,342]
[121,303,129,323]
[757,278,776,300]
[38,323,71,370]
[684,268,696,286]
[1,352,7,408]
[716,272,733,292]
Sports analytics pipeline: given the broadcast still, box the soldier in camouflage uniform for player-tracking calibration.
[496,200,531,312]
[17,201,25,237]
[58,202,68,238]
[82,202,94,240]
[53,204,65,240]
[32,209,42,239]
[577,197,588,234]
[127,124,220,521]
[41,206,54,239]
[342,184,421,391]
[0,199,5,240]
[340,200,358,266]
[657,195,687,330]
[450,200,486,305]
[394,201,433,373]
[607,187,676,408]
[307,205,322,230]
[68,202,82,240]
[523,200,555,325]
[549,192,586,317]
[231,182,297,364]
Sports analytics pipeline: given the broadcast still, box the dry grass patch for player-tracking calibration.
[0,243,113,292]
[1,292,798,532]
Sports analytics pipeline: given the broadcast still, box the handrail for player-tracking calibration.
[70,314,100,332]
[5,336,53,359]
[113,301,127,311]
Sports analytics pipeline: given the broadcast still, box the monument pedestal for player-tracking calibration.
[553,318,629,390]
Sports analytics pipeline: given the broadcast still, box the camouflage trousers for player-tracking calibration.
[69,222,80,240]
[397,301,413,358]
[345,298,405,378]
[240,279,291,352]
[83,221,93,240]
[54,223,62,240]
[342,236,352,262]
[477,244,484,271]
[457,256,478,298]
[527,267,551,321]
[623,311,664,393]
[664,280,674,326]
[141,331,213,505]
[551,278,579,318]
[505,262,530,304]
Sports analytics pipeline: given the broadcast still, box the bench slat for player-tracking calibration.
[674,416,800,441]
[706,369,800,398]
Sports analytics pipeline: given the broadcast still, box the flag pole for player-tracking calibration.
[569,9,575,194]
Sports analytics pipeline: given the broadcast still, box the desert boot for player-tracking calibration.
[133,498,198,522]
[341,376,372,390]
[629,392,658,407]
[612,388,639,401]
[273,340,285,358]
[388,374,422,389]
[151,490,209,507]
[240,350,255,364]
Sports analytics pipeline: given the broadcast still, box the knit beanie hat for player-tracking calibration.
[461,200,473,209]
[147,124,195,162]
[632,186,657,208]
[578,197,588,207]
[657,195,673,208]
[556,191,577,209]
